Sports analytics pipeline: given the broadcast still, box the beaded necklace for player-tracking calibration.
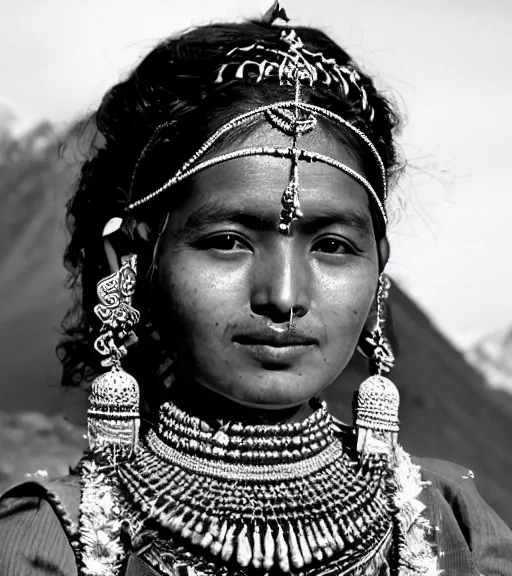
[111,400,401,575]
[77,400,439,576]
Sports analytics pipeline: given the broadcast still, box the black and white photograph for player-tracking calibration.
[0,1,511,574]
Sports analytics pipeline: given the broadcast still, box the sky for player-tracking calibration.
[1,0,511,348]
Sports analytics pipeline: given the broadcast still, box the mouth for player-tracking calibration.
[233,331,318,347]
[233,330,318,365]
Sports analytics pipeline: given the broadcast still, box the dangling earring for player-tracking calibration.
[87,219,141,459]
[354,274,400,458]
[358,274,395,374]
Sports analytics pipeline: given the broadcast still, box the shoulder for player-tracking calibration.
[414,456,478,489]
[0,477,79,576]
[413,455,509,526]
[415,456,510,516]
[413,456,512,574]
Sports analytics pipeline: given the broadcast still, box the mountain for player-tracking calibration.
[0,98,34,139]
[466,327,512,394]
[0,122,75,417]
[0,120,512,526]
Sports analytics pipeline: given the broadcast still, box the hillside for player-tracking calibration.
[0,122,511,525]
[467,327,512,393]
[0,122,75,416]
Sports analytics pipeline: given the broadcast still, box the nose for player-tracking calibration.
[250,240,311,324]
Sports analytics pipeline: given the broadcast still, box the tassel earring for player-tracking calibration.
[354,274,399,458]
[87,218,141,459]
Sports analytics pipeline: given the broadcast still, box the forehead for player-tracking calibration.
[186,122,371,221]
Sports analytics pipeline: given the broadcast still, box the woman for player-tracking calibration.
[1,5,511,575]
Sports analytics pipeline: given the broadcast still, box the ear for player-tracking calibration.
[377,235,390,273]
[362,236,390,332]
[102,217,150,274]
[101,218,123,274]
[102,215,167,279]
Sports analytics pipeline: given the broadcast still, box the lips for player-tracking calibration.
[233,328,318,365]
[233,330,318,348]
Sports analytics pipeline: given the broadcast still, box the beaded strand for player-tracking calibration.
[126,101,387,225]
[117,400,394,574]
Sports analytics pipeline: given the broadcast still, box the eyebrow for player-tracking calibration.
[180,201,373,238]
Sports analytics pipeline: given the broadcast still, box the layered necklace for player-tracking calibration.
[115,399,397,575]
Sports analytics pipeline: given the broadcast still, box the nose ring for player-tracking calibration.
[288,308,296,332]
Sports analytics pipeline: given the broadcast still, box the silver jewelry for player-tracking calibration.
[288,308,296,332]
[125,30,387,237]
[87,250,141,458]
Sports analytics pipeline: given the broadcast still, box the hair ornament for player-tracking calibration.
[102,217,123,237]
[215,29,373,120]
[127,30,387,235]
[261,1,290,25]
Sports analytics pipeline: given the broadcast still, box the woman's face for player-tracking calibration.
[155,126,386,409]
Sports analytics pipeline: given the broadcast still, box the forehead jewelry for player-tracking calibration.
[125,30,388,236]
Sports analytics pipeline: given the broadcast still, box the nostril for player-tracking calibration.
[250,301,308,326]
[250,302,292,325]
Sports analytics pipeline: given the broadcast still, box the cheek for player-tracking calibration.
[156,251,247,341]
[314,264,377,336]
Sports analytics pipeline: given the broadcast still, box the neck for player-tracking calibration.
[167,378,315,425]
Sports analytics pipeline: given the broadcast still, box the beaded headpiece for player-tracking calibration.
[125,29,388,236]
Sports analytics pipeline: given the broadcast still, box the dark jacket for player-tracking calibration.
[0,458,511,575]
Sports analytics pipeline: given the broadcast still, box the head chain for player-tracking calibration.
[125,30,387,235]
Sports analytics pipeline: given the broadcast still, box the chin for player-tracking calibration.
[226,377,318,410]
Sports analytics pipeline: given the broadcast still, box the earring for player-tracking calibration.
[87,253,141,459]
[359,274,395,374]
[354,274,400,458]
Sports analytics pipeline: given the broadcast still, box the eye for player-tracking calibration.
[312,237,352,255]
[198,233,250,251]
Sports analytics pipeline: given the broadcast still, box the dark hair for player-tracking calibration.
[57,20,403,417]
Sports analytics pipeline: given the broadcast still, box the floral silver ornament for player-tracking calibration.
[87,252,140,457]
[355,275,399,457]
[87,368,140,455]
